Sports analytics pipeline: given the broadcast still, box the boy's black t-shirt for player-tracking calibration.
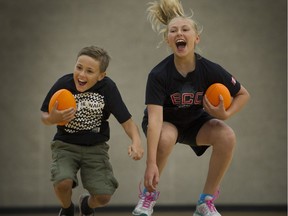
[41,74,131,146]
[144,54,241,126]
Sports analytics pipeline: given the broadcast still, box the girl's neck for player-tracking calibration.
[174,53,196,77]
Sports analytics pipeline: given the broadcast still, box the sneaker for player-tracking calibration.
[132,185,160,216]
[58,208,68,216]
[193,196,221,216]
[79,194,95,216]
[58,203,74,216]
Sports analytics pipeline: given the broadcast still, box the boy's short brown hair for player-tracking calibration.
[77,46,111,72]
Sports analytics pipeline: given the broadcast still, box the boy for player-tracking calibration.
[41,46,144,216]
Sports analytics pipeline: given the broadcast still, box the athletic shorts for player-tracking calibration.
[142,112,214,156]
[50,140,119,195]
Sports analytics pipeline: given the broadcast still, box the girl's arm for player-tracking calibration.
[203,85,250,120]
[144,104,163,191]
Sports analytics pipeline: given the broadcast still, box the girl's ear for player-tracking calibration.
[195,34,200,45]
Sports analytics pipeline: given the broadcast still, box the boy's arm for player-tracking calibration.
[41,101,75,125]
[121,118,144,160]
[41,111,55,125]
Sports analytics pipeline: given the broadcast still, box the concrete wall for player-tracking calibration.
[0,0,286,207]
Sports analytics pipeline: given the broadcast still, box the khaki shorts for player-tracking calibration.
[50,140,118,195]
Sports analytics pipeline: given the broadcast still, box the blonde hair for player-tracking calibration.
[147,0,202,46]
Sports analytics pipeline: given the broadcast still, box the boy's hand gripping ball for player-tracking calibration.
[48,89,76,125]
[205,83,232,110]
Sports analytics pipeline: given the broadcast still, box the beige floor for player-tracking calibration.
[0,212,286,216]
[151,212,286,216]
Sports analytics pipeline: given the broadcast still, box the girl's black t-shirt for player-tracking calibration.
[145,54,241,126]
[41,74,131,145]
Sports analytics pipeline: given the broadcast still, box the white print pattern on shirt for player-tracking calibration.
[65,92,105,133]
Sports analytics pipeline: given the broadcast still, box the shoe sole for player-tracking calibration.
[132,212,150,216]
[132,212,151,216]
[132,213,144,216]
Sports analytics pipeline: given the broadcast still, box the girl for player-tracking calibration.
[132,0,250,216]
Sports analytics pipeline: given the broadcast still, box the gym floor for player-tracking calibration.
[0,205,286,216]
[0,208,286,216]
[0,212,286,216]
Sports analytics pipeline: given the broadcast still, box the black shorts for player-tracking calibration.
[142,112,214,156]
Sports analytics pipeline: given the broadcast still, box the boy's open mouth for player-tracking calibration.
[78,80,87,86]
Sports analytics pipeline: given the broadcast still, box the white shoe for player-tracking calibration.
[132,186,159,216]
[193,196,221,216]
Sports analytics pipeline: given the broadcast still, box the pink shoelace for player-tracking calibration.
[205,199,217,212]
[205,190,220,212]
[142,192,157,208]
[137,182,160,209]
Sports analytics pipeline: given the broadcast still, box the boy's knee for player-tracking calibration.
[54,179,73,192]
[90,194,111,207]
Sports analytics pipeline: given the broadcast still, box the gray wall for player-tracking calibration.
[0,0,286,207]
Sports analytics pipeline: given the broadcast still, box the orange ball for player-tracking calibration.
[48,89,76,125]
[205,83,232,110]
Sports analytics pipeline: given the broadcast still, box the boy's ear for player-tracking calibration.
[98,72,106,81]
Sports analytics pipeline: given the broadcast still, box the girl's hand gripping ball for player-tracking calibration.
[205,83,232,110]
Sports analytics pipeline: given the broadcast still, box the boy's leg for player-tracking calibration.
[54,179,74,208]
[50,140,80,216]
[79,143,118,214]
[79,194,112,216]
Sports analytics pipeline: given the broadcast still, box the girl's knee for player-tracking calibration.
[224,126,236,145]
[217,126,236,152]
[158,136,175,156]
[208,120,236,151]
[158,123,177,153]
